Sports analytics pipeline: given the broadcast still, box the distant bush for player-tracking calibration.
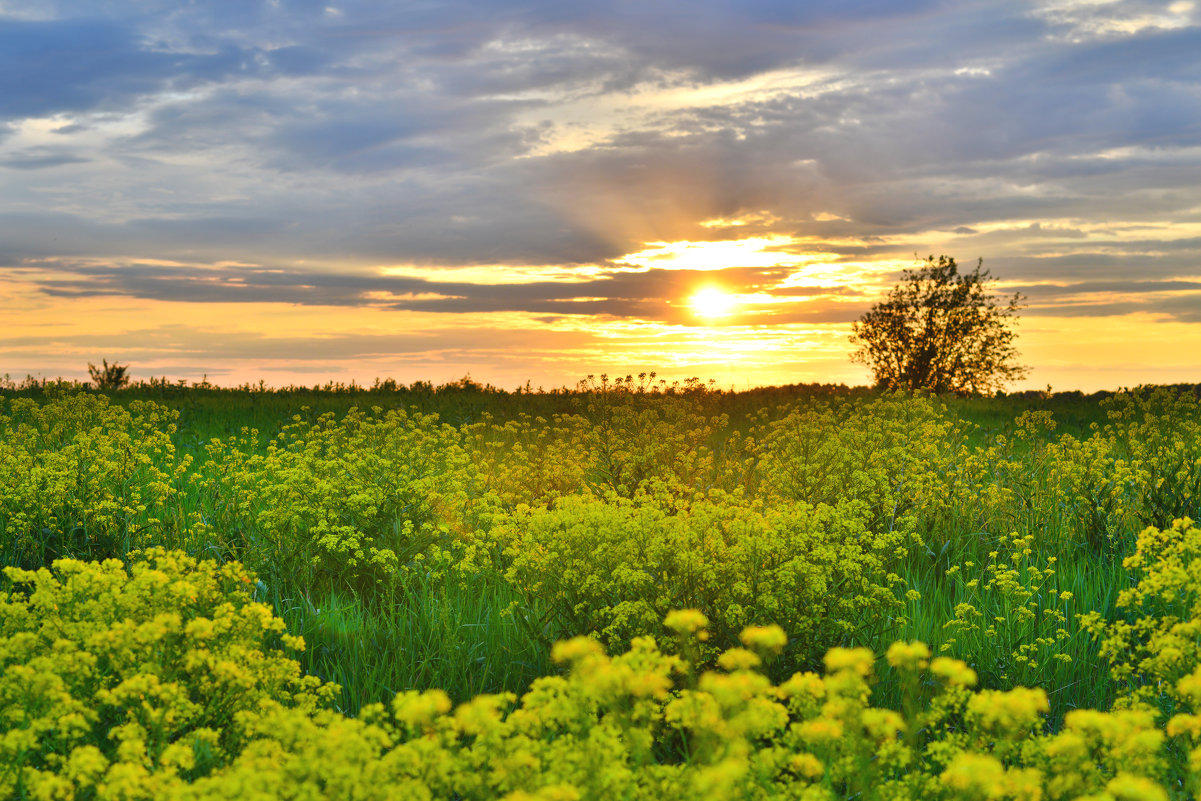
[464,411,594,509]
[1102,388,1201,529]
[754,393,968,537]
[87,359,131,390]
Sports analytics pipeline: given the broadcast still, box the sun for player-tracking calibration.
[690,287,738,318]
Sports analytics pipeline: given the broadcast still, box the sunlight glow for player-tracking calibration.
[620,235,813,272]
[690,287,739,318]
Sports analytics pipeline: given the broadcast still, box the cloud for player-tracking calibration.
[1013,279,1201,297]
[0,17,259,122]
[0,146,89,169]
[2,0,1200,386]
[0,322,603,362]
[6,257,863,327]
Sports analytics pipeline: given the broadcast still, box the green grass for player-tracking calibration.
[270,570,551,713]
[4,377,1199,728]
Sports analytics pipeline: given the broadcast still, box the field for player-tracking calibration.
[3,376,1201,799]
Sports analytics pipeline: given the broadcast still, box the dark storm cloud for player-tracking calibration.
[988,249,1201,285]
[27,249,1198,327]
[1,0,1200,331]
[1010,278,1201,319]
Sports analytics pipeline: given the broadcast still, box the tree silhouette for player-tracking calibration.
[850,255,1028,395]
[87,359,131,390]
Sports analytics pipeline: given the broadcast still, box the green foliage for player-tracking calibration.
[273,560,552,710]
[935,531,1085,693]
[850,255,1028,395]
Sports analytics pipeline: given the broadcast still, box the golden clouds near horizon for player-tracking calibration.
[612,234,880,325]
[11,228,1201,394]
[618,235,816,272]
[611,235,899,315]
[5,257,1201,393]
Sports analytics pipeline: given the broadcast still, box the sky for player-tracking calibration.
[2,0,1200,391]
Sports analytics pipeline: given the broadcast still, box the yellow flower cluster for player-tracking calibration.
[0,549,336,800]
[1084,518,1201,712]
[7,571,1193,801]
[194,406,480,592]
[493,491,904,661]
[0,391,194,566]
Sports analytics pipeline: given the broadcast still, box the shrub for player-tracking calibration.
[755,393,968,538]
[463,411,593,509]
[195,406,485,593]
[87,359,131,391]
[1044,429,1139,556]
[495,492,905,665]
[1102,389,1201,529]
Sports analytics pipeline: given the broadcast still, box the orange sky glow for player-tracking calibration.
[6,233,1200,392]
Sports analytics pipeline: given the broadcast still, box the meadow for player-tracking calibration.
[3,374,1201,799]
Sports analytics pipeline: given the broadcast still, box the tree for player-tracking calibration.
[850,255,1028,395]
[87,359,131,390]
